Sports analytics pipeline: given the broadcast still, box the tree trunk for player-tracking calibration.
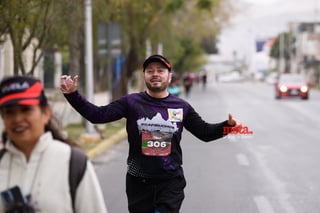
[113,47,141,100]
[68,17,80,77]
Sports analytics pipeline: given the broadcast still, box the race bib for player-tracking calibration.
[141,130,173,156]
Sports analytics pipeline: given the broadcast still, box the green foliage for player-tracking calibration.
[165,0,185,13]
[270,32,296,73]
[98,0,230,63]
[64,122,84,141]
[0,0,66,74]
[0,0,85,75]
[0,0,232,88]
[270,32,295,60]
[172,37,206,74]
[202,35,219,54]
[197,0,213,10]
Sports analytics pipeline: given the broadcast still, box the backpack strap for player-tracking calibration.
[69,146,87,213]
[1,146,87,212]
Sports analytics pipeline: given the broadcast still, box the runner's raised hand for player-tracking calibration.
[60,75,78,94]
[228,113,241,127]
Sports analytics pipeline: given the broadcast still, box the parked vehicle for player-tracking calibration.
[275,74,309,100]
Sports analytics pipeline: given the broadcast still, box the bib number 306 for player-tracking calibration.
[141,131,172,156]
[146,141,167,148]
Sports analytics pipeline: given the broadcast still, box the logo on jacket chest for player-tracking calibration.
[168,108,183,122]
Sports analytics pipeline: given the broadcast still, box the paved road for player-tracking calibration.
[93,79,320,213]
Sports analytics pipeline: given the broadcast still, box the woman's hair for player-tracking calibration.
[41,99,78,147]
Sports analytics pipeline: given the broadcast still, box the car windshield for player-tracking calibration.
[279,75,305,83]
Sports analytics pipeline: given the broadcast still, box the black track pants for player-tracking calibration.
[126,173,186,213]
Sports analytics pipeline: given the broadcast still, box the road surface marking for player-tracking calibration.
[254,195,275,213]
[236,153,250,166]
[249,146,296,213]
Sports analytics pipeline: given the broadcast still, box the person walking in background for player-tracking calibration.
[60,54,241,213]
[0,76,108,213]
[201,70,207,90]
[167,73,181,97]
[182,73,193,98]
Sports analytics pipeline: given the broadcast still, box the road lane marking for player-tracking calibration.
[236,153,250,166]
[254,195,275,213]
[249,146,296,213]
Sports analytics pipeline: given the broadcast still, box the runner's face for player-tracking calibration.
[0,104,51,148]
[144,62,171,93]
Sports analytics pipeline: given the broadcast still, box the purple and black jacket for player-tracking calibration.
[64,91,231,179]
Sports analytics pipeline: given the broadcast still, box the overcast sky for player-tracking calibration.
[218,0,320,59]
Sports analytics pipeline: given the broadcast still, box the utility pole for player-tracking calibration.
[279,33,284,73]
[157,43,163,55]
[146,39,151,58]
[84,0,95,133]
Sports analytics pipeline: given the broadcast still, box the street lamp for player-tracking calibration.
[84,0,95,133]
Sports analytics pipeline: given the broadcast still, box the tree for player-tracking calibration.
[0,0,84,77]
[94,0,232,99]
[0,0,60,75]
[167,0,233,73]
[91,0,184,99]
[202,35,219,54]
[0,0,232,95]
[270,32,295,73]
[56,0,84,77]
[52,0,85,90]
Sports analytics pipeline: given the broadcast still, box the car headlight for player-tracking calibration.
[280,85,287,92]
[300,86,308,93]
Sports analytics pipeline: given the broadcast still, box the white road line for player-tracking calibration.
[249,146,296,213]
[254,196,276,213]
[236,153,250,166]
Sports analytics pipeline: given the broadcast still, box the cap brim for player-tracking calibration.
[143,57,171,71]
[0,81,43,107]
[0,98,41,107]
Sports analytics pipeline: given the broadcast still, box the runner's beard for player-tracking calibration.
[145,81,168,93]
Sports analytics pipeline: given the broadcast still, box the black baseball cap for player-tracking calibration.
[143,54,171,72]
[0,76,47,107]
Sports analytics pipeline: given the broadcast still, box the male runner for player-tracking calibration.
[60,54,241,213]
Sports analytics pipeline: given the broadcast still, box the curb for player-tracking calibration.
[86,128,127,160]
